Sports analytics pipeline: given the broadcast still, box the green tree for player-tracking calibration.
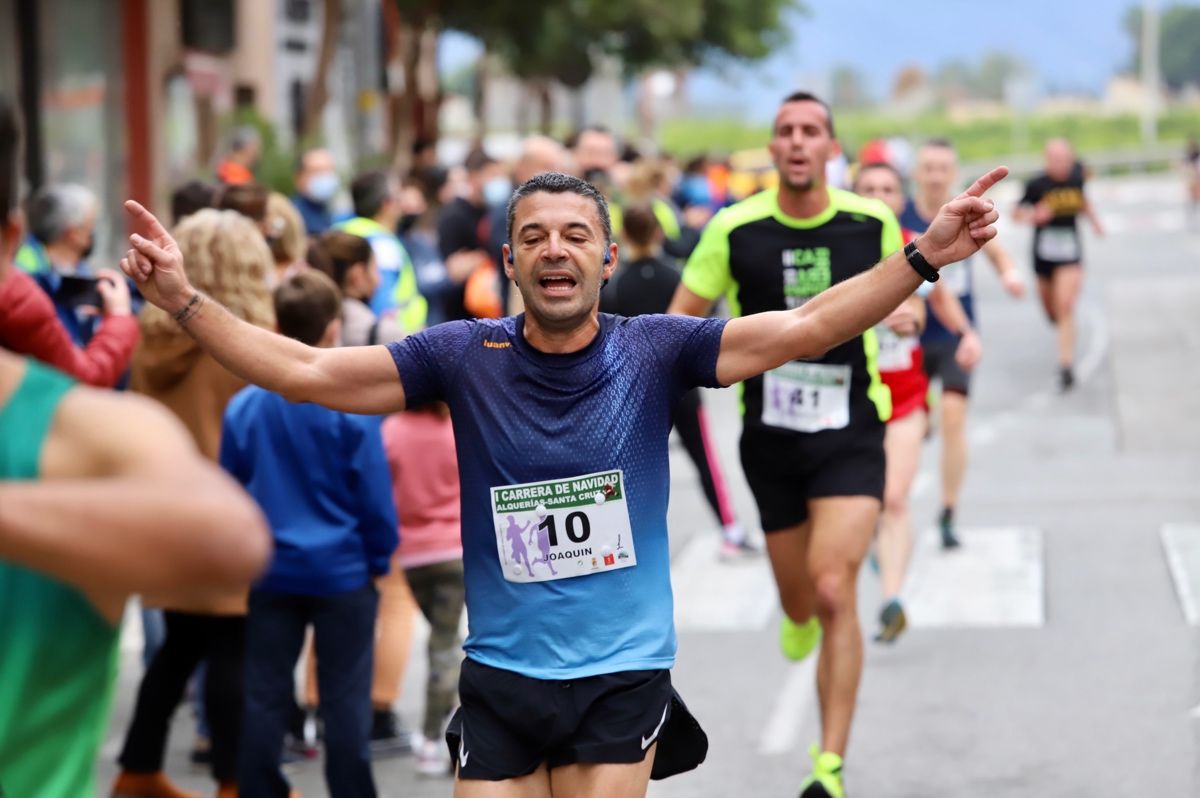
[1125,3,1200,90]
[971,51,1030,101]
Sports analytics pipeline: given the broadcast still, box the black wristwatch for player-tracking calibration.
[903,240,939,283]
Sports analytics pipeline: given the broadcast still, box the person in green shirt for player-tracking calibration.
[0,94,271,798]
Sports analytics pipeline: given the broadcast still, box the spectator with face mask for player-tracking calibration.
[291,148,340,236]
[435,148,508,320]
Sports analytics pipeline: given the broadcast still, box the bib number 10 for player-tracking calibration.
[538,511,591,546]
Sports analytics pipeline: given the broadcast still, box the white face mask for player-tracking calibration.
[305,172,340,203]
[482,176,513,208]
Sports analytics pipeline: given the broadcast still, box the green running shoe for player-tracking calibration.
[798,744,845,798]
[874,598,907,643]
[780,615,822,662]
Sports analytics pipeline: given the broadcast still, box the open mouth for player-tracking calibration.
[538,273,578,295]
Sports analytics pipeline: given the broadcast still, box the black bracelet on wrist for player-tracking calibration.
[903,240,939,283]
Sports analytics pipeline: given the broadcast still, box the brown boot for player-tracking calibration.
[111,771,204,798]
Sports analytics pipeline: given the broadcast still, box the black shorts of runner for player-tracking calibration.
[1033,257,1081,279]
[447,658,708,781]
[740,422,885,532]
[921,337,971,396]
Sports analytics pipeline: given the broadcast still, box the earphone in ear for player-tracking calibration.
[603,251,611,265]
[506,247,513,264]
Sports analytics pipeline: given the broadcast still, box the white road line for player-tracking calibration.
[672,534,776,632]
[1160,524,1200,625]
[905,526,1044,628]
[758,656,818,756]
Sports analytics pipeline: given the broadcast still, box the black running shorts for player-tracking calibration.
[921,337,971,396]
[740,422,885,532]
[447,658,707,781]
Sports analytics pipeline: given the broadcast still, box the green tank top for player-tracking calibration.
[0,360,119,798]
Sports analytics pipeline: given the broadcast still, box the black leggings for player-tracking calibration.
[118,611,245,783]
[672,388,736,528]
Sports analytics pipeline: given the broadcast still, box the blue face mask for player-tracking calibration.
[482,176,513,208]
[305,172,340,204]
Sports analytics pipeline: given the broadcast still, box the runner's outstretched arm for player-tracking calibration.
[710,166,1007,387]
[119,201,406,415]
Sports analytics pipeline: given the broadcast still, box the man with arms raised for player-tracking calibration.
[122,157,1006,797]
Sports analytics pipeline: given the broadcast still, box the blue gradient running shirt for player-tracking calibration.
[388,313,726,679]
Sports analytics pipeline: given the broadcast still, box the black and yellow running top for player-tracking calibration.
[681,186,902,430]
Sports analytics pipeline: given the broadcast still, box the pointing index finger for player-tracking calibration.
[962,165,1010,199]
[124,199,171,242]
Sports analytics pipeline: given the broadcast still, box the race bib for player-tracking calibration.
[875,326,917,372]
[761,362,851,432]
[1036,228,1079,262]
[491,470,635,584]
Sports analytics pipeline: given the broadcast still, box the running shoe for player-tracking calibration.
[370,709,414,757]
[719,537,762,562]
[1059,366,1075,392]
[779,615,822,662]
[874,598,907,643]
[938,508,960,550]
[415,735,453,776]
[798,744,845,798]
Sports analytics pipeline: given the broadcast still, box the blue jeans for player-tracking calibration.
[239,584,379,798]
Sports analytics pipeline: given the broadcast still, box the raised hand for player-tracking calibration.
[119,200,193,315]
[918,166,1008,268]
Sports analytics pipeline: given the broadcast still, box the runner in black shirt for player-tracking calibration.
[1015,139,1104,390]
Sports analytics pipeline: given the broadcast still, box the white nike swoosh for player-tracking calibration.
[640,702,669,750]
[459,740,469,767]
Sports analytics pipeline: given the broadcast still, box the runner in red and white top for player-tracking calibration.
[852,160,977,643]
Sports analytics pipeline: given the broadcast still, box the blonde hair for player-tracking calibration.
[140,208,274,338]
[265,191,305,266]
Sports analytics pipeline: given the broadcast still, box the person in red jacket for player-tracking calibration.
[0,105,138,387]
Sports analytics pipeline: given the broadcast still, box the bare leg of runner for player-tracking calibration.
[940,393,969,514]
[454,763,552,798]
[550,748,656,798]
[879,410,926,601]
[1036,276,1057,324]
[1052,264,1083,369]
[765,522,816,624]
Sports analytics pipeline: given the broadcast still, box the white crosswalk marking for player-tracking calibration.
[904,526,1045,628]
[1160,524,1200,625]
[672,534,776,632]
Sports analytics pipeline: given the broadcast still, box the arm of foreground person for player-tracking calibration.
[694,166,1007,387]
[119,201,407,414]
[0,378,272,624]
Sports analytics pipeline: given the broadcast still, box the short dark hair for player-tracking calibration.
[505,171,612,245]
[0,95,19,226]
[852,161,903,191]
[312,230,373,289]
[350,169,392,219]
[216,183,268,222]
[620,202,660,249]
[171,180,218,225]
[921,137,956,155]
[273,269,342,346]
[463,147,495,174]
[779,91,836,138]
